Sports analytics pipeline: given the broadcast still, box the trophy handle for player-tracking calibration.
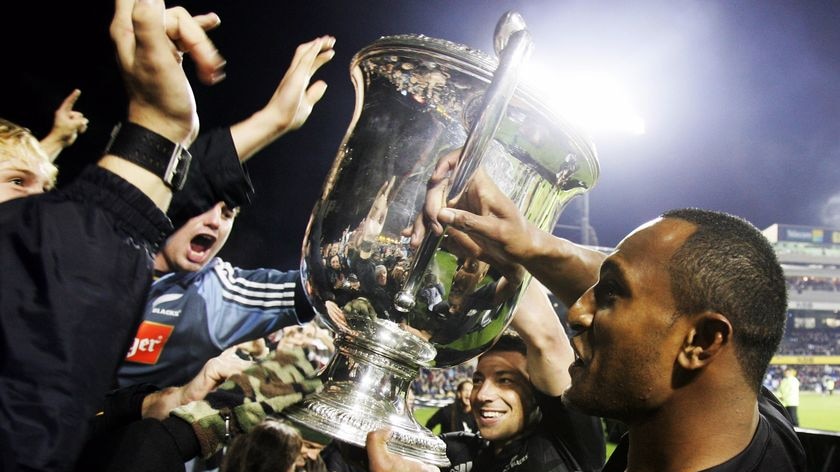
[394,11,534,312]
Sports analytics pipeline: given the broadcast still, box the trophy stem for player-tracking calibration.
[283,323,450,467]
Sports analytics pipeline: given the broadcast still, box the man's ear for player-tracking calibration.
[677,312,732,370]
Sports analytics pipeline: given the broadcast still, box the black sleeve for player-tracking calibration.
[168,127,254,228]
[537,390,606,472]
[441,431,484,472]
[425,405,448,431]
[320,441,369,472]
[81,383,161,447]
[91,417,199,472]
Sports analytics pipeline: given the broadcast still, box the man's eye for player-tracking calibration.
[594,281,620,307]
[222,207,240,219]
[10,178,24,186]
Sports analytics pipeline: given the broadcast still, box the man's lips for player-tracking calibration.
[190,234,216,252]
[570,338,589,366]
[476,408,505,426]
[569,345,588,374]
[187,234,216,262]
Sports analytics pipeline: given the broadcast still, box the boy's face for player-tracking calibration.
[0,159,52,203]
[157,201,237,272]
[297,438,327,466]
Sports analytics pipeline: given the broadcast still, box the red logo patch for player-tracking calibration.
[125,321,174,365]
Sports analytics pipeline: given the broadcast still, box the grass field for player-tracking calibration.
[414,407,438,434]
[795,391,840,431]
[415,391,840,461]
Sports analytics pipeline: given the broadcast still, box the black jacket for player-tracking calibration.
[0,166,171,472]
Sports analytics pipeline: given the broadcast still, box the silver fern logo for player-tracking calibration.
[151,293,183,317]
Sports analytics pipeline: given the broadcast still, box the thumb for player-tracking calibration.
[366,428,393,470]
[305,81,328,107]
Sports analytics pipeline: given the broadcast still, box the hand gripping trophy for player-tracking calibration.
[284,11,599,466]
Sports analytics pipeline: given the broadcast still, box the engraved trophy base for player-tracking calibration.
[283,317,450,467]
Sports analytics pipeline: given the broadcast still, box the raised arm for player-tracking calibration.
[509,279,573,395]
[39,88,89,161]
[101,0,226,209]
[230,35,335,162]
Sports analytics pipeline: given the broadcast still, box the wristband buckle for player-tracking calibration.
[105,122,192,191]
[163,143,191,191]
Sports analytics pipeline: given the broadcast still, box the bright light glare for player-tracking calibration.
[524,65,646,136]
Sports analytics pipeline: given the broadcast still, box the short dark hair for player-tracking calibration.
[220,418,302,472]
[662,208,787,392]
[483,331,527,358]
[456,379,473,392]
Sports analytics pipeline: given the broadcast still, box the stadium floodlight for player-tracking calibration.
[524,65,646,137]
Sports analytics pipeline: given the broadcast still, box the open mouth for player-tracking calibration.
[570,345,587,370]
[188,234,216,262]
[191,234,216,252]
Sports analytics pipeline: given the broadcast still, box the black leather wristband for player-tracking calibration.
[104,122,192,190]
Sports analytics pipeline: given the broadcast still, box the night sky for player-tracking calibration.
[2,0,839,271]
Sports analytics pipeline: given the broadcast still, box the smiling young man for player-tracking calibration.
[436,282,605,472]
[362,283,604,472]
[440,337,604,472]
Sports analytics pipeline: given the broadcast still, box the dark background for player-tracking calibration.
[2,0,839,272]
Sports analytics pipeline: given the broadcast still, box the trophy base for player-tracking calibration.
[284,387,449,467]
[283,321,450,467]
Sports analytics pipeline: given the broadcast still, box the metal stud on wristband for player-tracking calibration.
[104,122,192,190]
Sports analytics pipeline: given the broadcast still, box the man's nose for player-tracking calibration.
[474,381,497,402]
[566,288,595,336]
[204,204,224,228]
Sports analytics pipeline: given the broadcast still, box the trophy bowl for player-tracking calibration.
[284,13,599,466]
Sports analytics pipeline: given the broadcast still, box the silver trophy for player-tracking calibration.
[284,11,599,466]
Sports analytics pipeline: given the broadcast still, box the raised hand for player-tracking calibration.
[109,0,226,146]
[230,35,336,162]
[141,346,251,420]
[436,168,530,284]
[436,168,604,306]
[40,89,89,161]
[401,148,461,248]
[268,35,336,134]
